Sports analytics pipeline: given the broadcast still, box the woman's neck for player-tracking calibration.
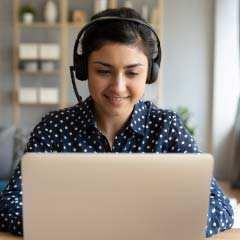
[94,107,132,148]
[96,114,126,144]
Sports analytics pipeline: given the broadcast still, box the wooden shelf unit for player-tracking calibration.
[13,0,68,126]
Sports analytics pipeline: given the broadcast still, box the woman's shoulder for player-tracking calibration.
[141,99,179,123]
[34,104,82,130]
[43,104,80,120]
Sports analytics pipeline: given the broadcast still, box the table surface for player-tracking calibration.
[0,229,239,240]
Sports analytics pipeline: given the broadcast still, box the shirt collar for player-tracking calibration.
[128,100,147,136]
[77,96,147,136]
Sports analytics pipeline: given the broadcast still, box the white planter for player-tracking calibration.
[124,1,133,8]
[24,61,38,73]
[94,0,108,14]
[44,0,58,23]
[23,13,34,24]
[41,61,55,72]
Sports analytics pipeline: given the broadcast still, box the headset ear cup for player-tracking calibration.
[148,62,159,84]
[75,54,88,81]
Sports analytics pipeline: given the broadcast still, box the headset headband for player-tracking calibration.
[73,16,161,65]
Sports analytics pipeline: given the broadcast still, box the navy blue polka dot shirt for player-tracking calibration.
[0,96,234,237]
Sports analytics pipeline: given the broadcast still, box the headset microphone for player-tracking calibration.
[70,66,82,104]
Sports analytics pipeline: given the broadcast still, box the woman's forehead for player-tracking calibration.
[89,42,148,65]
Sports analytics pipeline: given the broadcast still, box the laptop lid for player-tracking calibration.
[22,153,213,240]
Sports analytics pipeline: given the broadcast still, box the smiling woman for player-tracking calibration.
[88,43,148,145]
[0,7,234,238]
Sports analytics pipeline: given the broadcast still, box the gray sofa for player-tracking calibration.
[0,127,28,190]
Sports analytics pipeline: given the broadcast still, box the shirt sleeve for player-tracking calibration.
[0,114,55,236]
[205,178,234,237]
[167,112,199,153]
[168,113,234,238]
[0,164,22,236]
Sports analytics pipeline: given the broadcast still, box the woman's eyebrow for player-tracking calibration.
[92,61,144,68]
[124,63,144,69]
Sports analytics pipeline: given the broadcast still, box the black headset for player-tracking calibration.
[70,16,161,104]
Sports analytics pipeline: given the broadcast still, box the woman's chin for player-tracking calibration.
[101,98,133,117]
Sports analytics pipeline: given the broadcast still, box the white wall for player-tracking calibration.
[212,0,240,180]
[162,0,214,152]
[162,0,240,180]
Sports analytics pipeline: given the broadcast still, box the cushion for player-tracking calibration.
[11,128,29,174]
[0,180,7,192]
[0,126,15,180]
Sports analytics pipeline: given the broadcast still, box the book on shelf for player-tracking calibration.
[39,87,59,104]
[19,43,38,60]
[39,44,60,60]
[19,87,38,103]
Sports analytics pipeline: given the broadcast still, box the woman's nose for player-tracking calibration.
[112,72,126,92]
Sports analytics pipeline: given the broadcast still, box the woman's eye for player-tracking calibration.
[126,72,139,77]
[97,70,111,75]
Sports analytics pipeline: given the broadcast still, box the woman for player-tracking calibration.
[0,7,234,237]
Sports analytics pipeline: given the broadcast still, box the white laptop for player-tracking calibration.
[22,153,213,240]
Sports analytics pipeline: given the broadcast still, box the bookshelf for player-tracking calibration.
[12,0,164,127]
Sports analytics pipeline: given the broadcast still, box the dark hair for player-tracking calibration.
[81,7,157,83]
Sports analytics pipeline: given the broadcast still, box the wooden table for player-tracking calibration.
[0,229,239,240]
[210,229,240,239]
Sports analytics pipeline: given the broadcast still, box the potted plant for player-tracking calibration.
[176,106,196,136]
[19,4,36,24]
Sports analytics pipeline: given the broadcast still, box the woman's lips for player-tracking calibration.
[104,95,129,106]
